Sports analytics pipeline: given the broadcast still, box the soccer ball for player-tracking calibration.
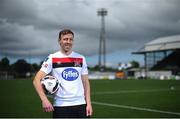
[41,75,60,94]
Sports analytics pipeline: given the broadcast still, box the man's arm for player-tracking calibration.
[33,70,54,112]
[81,74,93,116]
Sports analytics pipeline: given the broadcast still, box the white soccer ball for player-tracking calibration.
[41,75,60,94]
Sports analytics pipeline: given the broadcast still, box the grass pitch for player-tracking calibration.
[0,79,180,118]
[91,79,180,118]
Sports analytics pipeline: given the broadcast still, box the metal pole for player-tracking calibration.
[97,8,107,71]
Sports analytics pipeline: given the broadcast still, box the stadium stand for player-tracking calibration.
[133,35,180,79]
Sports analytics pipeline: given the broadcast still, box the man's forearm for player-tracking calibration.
[82,75,91,105]
[33,71,48,102]
[85,79,91,105]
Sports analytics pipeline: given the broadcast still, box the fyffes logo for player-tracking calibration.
[62,68,79,81]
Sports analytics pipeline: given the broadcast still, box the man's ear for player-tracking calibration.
[58,39,62,46]
[58,38,60,43]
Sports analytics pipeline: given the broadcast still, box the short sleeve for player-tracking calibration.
[81,56,88,75]
[40,55,52,74]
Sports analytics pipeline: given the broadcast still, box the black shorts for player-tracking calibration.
[53,104,89,118]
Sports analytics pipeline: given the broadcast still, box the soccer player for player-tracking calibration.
[33,29,93,118]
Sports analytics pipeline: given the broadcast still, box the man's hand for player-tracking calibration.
[42,99,54,112]
[86,104,93,117]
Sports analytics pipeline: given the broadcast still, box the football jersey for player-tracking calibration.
[40,51,88,107]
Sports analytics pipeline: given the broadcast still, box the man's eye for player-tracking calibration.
[63,38,68,41]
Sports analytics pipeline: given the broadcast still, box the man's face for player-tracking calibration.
[59,33,74,53]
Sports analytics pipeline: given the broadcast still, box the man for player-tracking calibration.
[33,29,93,118]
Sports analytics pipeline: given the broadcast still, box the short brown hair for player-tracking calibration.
[59,29,74,40]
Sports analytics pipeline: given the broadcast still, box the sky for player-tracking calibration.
[0,0,180,67]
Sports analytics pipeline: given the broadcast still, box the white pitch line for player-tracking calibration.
[92,101,180,116]
[92,89,171,95]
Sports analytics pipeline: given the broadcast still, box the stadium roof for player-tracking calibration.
[133,35,180,54]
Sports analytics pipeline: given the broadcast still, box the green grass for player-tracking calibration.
[0,79,180,118]
[0,79,52,118]
[91,80,180,118]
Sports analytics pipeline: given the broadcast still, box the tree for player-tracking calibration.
[12,59,31,78]
[0,57,10,71]
[31,63,40,72]
[130,60,140,68]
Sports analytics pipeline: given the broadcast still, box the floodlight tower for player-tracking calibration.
[97,8,108,71]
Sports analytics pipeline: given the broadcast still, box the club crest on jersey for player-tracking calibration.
[74,59,81,67]
[62,68,79,81]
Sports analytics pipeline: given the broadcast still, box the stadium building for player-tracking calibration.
[133,35,180,79]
